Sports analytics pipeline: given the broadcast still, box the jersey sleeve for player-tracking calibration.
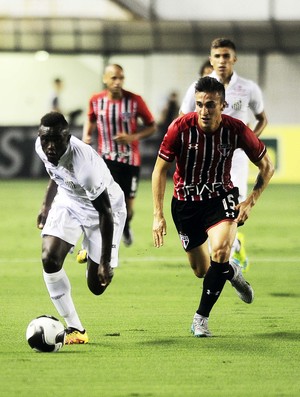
[136,95,155,125]
[87,94,97,122]
[249,82,264,116]
[239,124,266,163]
[158,118,182,162]
[179,81,196,114]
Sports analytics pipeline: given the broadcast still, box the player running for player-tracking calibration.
[152,77,274,337]
[36,112,126,344]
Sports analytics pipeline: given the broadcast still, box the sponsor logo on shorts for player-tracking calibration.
[225,211,235,218]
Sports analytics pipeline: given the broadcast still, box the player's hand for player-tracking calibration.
[36,210,49,230]
[113,132,135,144]
[83,136,92,145]
[98,264,114,287]
[152,216,167,248]
[235,200,253,225]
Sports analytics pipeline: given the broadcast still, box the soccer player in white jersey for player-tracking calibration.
[180,38,268,271]
[35,112,126,344]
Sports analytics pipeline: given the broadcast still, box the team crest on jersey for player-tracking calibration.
[217,143,232,156]
[231,99,242,111]
[121,112,132,121]
[179,232,189,250]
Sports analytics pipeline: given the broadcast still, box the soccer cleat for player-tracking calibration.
[232,232,249,272]
[123,227,133,247]
[191,314,212,337]
[65,328,89,345]
[76,249,87,264]
[230,261,254,304]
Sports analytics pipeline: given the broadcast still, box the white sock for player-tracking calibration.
[43,268,84,331]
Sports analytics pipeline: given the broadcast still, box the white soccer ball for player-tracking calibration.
[26,315,66,353]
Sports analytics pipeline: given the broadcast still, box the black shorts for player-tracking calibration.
[105,160,140,199]
[171,187,239,251]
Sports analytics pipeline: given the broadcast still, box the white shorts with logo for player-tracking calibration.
[42,199,126,268]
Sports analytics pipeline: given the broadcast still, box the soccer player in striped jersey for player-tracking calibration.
[180,38,268,271]
[83,64,156,246]
[152,77,274,337]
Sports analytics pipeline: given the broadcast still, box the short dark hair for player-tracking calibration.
[199,59,212,76]
[211,38,236,52]
[195,77,225,102]
[40,112,69,131]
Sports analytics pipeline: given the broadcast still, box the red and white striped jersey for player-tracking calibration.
[158,113,266,201]
[88,89,155,166]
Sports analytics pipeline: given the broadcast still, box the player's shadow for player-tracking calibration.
[255,331,299,340]
[269,292,300,298]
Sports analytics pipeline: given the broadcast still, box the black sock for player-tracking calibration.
[197,260,233,318]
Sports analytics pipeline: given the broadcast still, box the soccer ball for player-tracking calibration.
[26,315,66,353]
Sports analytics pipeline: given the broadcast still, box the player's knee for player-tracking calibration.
[190,262,208,278]
[41,251,62,273]
[193,268,206,278]
[212,245,231,263]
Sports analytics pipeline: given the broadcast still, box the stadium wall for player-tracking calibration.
[0,125,299,183]
[248,125,300,184]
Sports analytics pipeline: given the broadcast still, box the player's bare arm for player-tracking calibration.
[82,119,97,144]
[253,111,268,137]
[152,157,172,248]
[37,179,58,229]
[235,152,274,224]
[91,189,114,286]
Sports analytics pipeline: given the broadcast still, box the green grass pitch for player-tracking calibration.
[0,179,299,397]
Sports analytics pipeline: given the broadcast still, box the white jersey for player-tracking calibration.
[180,71,264,123]
[35,135,124,212]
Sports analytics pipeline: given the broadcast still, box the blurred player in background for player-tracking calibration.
[49,78,63,113]
[180,38,268,272]
[157,91,180,138]
[36,112,126,344]
[49,77,82,126]
[152,77,274,337]
[199,59,213,77]
[82,64,156,247]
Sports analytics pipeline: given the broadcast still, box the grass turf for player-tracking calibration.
[0,179,299,397]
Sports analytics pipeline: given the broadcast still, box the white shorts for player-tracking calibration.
[42,200,126,268]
